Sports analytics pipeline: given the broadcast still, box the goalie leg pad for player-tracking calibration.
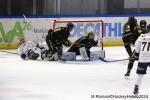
[90,50,105,60]
[79,47,89,60]
[62,52,76,61]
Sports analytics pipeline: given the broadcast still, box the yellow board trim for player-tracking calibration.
[104,41,124,46]
[0,44,19,49]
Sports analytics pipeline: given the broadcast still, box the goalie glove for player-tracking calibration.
[97,38,102,46]
[79,47,89,61]
[64,40,72,47]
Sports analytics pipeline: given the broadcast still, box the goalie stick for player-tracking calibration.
[99,57,130,62]
[0,50,19,55]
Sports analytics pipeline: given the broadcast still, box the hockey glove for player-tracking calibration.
[64,40,72,47]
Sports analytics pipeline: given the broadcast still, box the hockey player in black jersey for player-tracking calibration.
[45,22,74,60]
[124,20,148,77]
[67,31,98,60]
[122,16,139,57]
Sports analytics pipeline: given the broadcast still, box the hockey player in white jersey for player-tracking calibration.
[36,41,50,60]
[133,24,150,94]
[17,37,41,60]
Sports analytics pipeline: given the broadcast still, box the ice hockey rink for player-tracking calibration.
[0,46,150,100]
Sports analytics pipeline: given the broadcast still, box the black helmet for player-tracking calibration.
[48,29,53,36]
[140,20,147,28]
[66,22,74,29]
[128,16,137,26]
[128,16,135,22]
[147,24,150,32]
[21,53,27,60]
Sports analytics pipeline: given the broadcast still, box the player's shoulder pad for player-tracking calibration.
[83,36,87,39]
[54,27,64,32]
[78,36,86,40]
[60,27,66,30]
[76,36,87,43]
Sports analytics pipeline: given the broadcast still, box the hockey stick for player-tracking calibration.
[23,13,27,22]
[23,13,44,42]
[99,57,130,62]
[0,50,19,55]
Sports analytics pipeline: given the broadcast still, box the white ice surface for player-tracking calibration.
[0,46,150,100]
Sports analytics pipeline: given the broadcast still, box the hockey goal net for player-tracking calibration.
[53,19,104,51]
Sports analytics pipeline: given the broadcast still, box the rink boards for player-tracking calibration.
[0,15,150,49]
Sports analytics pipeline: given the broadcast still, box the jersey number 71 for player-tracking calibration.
[142,42,150,51]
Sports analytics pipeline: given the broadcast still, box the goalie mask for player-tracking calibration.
[88,32,95,40]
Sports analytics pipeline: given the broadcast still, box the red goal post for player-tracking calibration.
[53,19,104,50]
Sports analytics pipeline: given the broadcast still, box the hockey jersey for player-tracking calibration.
[67,36,97,55]
[135,33,150,62]
[46,27,71,45]
[122,22,139,44]
[18,41,36,55]
[37,41,49,50]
